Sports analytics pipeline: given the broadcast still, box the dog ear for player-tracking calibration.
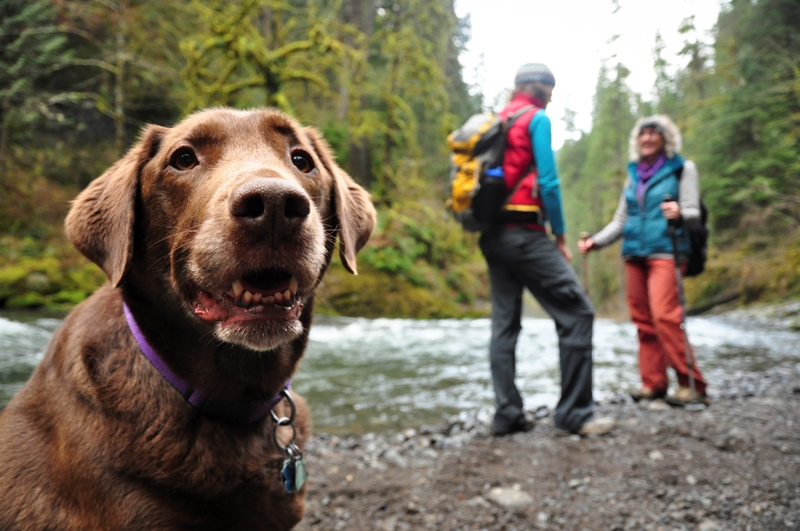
[331,166,376,274]
[65,125,165,286]
[303,126,376,275]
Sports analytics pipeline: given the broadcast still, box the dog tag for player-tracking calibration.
[281,456,307,493]
[292,456,307,492]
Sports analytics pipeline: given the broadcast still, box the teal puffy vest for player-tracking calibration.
[621,155,691,258]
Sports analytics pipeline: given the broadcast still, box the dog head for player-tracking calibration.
[66,108,375,352]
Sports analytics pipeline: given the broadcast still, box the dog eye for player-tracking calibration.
[291,150,314,173]
[170,148,198,171]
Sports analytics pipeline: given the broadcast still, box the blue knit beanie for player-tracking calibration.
[514,63,555,87]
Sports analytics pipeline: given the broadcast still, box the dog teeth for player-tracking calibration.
[232,280,244,298]
[229,275,299,308]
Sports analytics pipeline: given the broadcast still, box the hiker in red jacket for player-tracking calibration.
[481,63,615,436]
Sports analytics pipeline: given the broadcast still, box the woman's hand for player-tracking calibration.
[555,235,573,262]
[578,237,596,255]
[660,200,681,220]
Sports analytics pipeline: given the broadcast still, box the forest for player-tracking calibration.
[0,0,798,319]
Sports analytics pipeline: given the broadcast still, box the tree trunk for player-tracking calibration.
[114,9,126,156]
[342,0,376,188]
[0,97,9,182]
[380,54,399,203]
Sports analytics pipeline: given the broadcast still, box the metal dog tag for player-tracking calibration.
[271,390,308,494]
[281,455,307,493]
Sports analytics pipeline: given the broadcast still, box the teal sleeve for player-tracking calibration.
[529,112,566,235]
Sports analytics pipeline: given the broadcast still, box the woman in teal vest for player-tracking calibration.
[578,115,709,407]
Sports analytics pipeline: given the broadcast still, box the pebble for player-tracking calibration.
[648,400,671,411]
[648,450,665,461]
[379,515,398,531]
[382,448,408,468]
[698,519,721,531]
[486,487,534,508]
[464,496,491,508]
[369,459,388,470]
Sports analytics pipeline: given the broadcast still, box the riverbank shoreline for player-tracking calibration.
[296,367,800,531]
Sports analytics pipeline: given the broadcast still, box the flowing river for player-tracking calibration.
[1,309,798,435]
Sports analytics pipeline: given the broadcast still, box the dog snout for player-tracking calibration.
[229,178,311,241]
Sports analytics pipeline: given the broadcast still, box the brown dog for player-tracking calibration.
[0,108,375,530]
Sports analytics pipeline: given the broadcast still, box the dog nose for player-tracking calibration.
[229,178,311,241]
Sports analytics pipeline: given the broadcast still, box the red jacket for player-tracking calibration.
[499,92,545,230]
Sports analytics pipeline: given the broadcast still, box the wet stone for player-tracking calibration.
[486,487,534,508]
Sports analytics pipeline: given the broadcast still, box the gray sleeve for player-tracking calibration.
[679,160,701,228]
[591,176,629,249]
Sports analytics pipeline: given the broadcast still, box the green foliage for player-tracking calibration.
[558,0,800,313]
[560,63,637,305]
[684,0,800,233]
[317,260,487,320]
[2,0,797,319]
[180,0,359,113]
[685,228,800,310]
[0,236,106,309]
[0,0,68,103]
[0,0,485,318]
[363,1,453,200]
[354,196,488,314]
[0,0,71,169]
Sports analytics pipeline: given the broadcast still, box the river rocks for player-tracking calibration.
[715,426,754,451]
[720,299,800,331]
[647,399,671,411]
[486,487,534,508]
[648,449,665,461]
[297,366,800,531]
[698,520,722,531]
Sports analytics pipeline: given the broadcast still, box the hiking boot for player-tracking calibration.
[630,387,667,402]
[665,386,711,408]
[491,415,535,437]
[555,416,616,437]
[578,416,616,436]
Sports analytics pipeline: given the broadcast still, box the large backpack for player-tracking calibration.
[446,106,534,232]
[677,166,709,277]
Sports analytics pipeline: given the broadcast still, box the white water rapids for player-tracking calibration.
[1,311,798,434]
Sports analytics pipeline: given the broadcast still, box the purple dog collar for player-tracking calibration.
[123,302,289,423]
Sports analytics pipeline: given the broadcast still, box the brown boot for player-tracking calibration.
[630,387,667,402]
[665,386,710,407]
[556,416,616,437]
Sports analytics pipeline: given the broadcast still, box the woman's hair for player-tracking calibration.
[628,114,682,161]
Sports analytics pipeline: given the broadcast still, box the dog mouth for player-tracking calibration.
[190,267,303,325]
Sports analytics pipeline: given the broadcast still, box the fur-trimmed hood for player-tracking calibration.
[628,114,682,161]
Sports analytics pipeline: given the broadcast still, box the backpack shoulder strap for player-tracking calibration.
[505,105,537,129]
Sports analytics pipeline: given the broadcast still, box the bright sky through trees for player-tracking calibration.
[455,0,724,149]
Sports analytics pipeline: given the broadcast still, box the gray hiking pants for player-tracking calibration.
[479,227,596,432]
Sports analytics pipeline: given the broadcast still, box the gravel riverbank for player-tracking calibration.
[295,367,800,531]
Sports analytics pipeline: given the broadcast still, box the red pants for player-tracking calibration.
[625,259,707,393]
